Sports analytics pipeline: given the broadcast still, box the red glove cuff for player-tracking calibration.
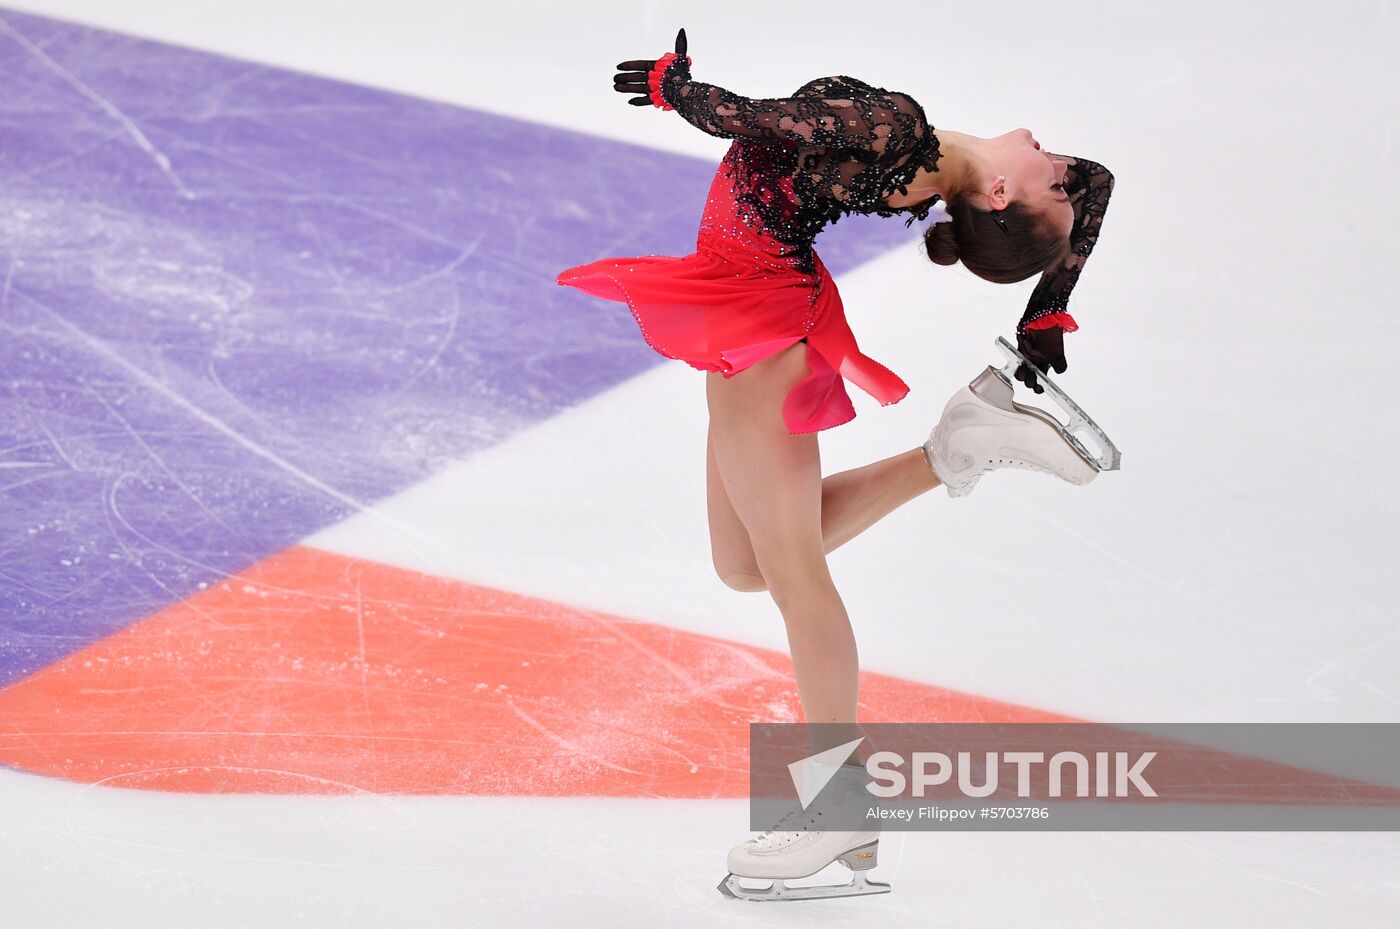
[1024,312,1078,333]
[647,52,690,110]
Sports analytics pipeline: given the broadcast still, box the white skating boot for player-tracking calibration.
[923,337,1122,498]
[718,762,889,901]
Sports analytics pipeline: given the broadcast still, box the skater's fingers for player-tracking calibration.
[1053,357,1067,374]
[626,96,652,106]
[676,27,687,56]
[616,59,657,72]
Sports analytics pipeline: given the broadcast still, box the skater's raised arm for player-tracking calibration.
[1017,154,1116,334]
[615,29,927,156]
[658,65,925,154]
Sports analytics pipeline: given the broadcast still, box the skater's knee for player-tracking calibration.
[757,557,837,611]
[718,569,768,593]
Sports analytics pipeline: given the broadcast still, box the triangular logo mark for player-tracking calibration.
[788,737,865,809]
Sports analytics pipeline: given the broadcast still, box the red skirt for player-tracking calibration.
[555,166,910,435]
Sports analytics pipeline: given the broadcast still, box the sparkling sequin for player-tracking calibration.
[660,61,944,275]
[659,57,1115,336]
[559,57,1117,435]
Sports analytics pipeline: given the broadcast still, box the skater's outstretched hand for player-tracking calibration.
[614,28,688,106]
[1015,326,1067,394]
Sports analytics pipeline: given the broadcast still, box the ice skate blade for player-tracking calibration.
[717,871,891,902]
[991,337,1122,472]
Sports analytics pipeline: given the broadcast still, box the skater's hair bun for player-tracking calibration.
[922,195,1068,285]
[923,222,961,265]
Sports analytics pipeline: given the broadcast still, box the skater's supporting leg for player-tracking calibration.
[706,343,858,726]
[709,438,941,593]
[706,424,768,593]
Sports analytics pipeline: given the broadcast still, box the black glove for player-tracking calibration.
[1014,326,1068,394]
[614,28,688,106]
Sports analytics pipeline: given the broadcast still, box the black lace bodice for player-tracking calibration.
[655,57,1114,332]
[656,59,944,253]
[1018,154,1115,333]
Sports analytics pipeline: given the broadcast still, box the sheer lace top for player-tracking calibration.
[656,59,945,249]
[656,57,1114,331]
[1019,153,1115,332]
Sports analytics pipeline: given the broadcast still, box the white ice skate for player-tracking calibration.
[923,337,1121,498]
[718,763,889,902]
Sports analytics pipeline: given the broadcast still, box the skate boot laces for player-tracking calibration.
[747,763,868,851]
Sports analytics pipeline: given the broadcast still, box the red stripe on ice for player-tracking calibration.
[0,546,1073,796]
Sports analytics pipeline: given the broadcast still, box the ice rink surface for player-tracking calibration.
[1,1,1398,926]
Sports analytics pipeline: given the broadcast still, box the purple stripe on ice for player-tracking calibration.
[0,9,919,686]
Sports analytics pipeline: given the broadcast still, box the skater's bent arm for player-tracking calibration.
[655,58,924,155]
[1019,155,1116,333]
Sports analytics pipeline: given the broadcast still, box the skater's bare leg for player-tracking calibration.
[819,448,942,554]
[709,437,940,593]
[706,343,858,726]
[706,424,769,592]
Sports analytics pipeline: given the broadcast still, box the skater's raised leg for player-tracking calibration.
[819,447,943,553]
[709,435,942,594]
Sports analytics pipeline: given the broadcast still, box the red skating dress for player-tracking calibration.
[556,61,947,435]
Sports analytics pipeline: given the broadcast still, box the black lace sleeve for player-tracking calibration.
[1018,154,1116,333]
[656,57,921,157]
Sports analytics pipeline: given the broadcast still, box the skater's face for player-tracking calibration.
[991,129,1075,239]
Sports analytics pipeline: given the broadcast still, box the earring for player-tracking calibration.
[992,178,1010,235]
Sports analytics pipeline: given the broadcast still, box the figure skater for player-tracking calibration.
[555,28,1116,901]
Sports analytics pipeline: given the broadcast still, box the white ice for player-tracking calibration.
[4,1,1399,926]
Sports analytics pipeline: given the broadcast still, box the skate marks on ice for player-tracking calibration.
[0,7,916,690]
[0,545,1077,796]
[0,7,694,685]
[3,765,1398,928]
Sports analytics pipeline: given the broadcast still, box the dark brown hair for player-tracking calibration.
[923,196,1067,284]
